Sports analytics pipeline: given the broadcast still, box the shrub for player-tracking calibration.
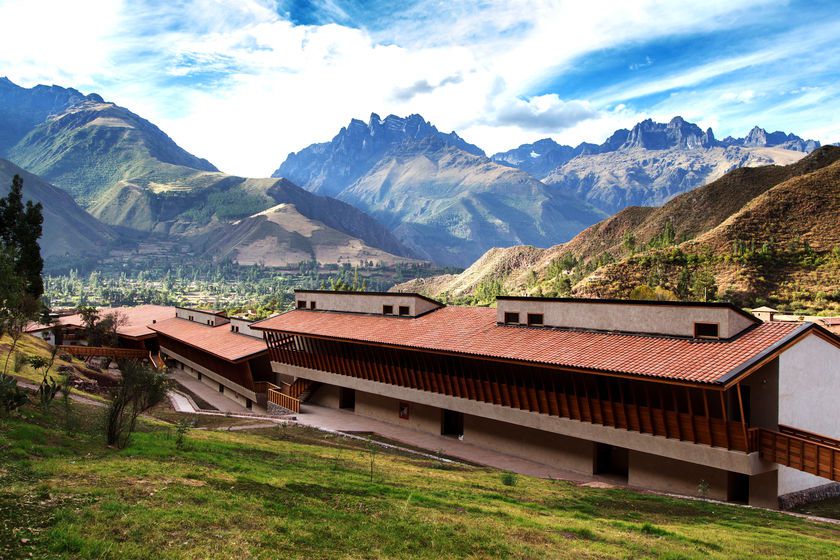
[105,360,169,449]
[500,472,518,487]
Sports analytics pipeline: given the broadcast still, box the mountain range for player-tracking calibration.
[492,116,818,213]
[396,146,840,313]
[0,78,416,266]
[0,76,831,279]
[274,113,608,265]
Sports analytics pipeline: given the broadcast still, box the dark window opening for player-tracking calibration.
[527,313,544,326]
[310,301,317,310]
[398,306,410,316]
[398,402,410,419]
[218,384,224,393]
[246,399,252,410]
[504,312,520,324]
[593,443,628,481]
[383,305,394,315]
[297,300,306,309]
[727,472,749,504]
[441,410,464,437]
[339,388,356,410]
[694,322,719,338]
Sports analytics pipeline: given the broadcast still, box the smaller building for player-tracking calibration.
[752,306,840,335]
[149,308,274,410]
[25,305,175,349]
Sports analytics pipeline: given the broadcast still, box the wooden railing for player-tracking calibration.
[264,332,755,452]
[149,352,165,370]
[752,427,840,482]
[778,425,840,449]
[267,387,300,413]
[58,345,148,360]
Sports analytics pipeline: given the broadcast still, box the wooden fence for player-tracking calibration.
[58,346,148,360]
[754,426,840,481]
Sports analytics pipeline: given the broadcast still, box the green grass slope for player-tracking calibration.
[7,101,217,206]
[1,402,839,559]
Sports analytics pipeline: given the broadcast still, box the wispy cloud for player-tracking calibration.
[0,0,837,174]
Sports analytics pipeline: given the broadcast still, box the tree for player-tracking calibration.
[0,174,44,299]
[105,360,169,449]
[691,268,718,302]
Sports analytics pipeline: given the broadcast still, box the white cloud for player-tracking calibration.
[0,0,835,176]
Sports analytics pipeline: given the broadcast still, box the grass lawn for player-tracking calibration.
[1,334,109,402]
[1,402,839,560]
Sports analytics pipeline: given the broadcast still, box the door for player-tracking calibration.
[441,410,464,437]
[339,387,356,410]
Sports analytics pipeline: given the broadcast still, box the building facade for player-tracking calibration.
[254,290,840,509]
[150,308,274,410]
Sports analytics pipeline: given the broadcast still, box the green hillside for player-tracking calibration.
[2,399,838,559]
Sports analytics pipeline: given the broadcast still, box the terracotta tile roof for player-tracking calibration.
[26,305,175,339]
[149,317,267,363]
[253,307,810,385]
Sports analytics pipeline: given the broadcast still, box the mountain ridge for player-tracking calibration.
[395,146,840,312]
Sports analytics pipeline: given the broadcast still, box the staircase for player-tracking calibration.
[290,379,321,403]
[751,425,840,482]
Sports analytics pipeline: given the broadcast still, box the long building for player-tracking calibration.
[253,290,840,509]
[150,307,274,410]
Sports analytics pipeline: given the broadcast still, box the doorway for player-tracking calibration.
[339,387,356,410]
[727,473,750,504]
[441,410,464,437]
[593,444,629,480]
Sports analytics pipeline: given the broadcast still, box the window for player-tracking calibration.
[398,402,410,420]
[231,325,239,333]
[504,312,520,324]
[527,313,544,326]
[310,301,317,310]
[383,304,394,315]
[297,300,306,309]
[398,306,410,316]
[694,322,719,339]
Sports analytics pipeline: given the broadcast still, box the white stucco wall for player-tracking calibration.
[777,332,840,495]
[496,300,755,338]
[228,318,261,338]
[175,307,229,327]
[295,291,441,317]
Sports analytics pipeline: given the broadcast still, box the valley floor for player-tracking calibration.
[1,399,840,559]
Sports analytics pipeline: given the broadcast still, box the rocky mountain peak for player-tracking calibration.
[622,116,711,150]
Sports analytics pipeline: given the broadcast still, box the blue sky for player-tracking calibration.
[0,0,838,175]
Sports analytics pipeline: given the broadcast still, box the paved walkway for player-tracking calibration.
[295,404,597,482]
[168,369,269,415]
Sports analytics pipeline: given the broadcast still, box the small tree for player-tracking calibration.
[105,360,169,449]
[27,349,60,410]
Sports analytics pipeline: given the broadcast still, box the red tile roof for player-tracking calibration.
[26,305,175,339]
[149,317,267,363]
[253,307,811,385]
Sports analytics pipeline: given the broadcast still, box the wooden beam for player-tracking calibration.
[736,382,749,451]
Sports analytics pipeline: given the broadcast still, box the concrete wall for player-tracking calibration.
[629,451,729,501]
[466,415,594,475]
[295,291,442,317]
[175,307,229,327]
[777,333,840,495]
[740,359,778,430]
[355,391,441,435]
[309,383,340,408]
[496,300,755,339]
[228,318,261,339]
[163,346,256,404]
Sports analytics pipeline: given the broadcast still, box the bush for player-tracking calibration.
[105,361,169,449]
[500,472,518,486]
